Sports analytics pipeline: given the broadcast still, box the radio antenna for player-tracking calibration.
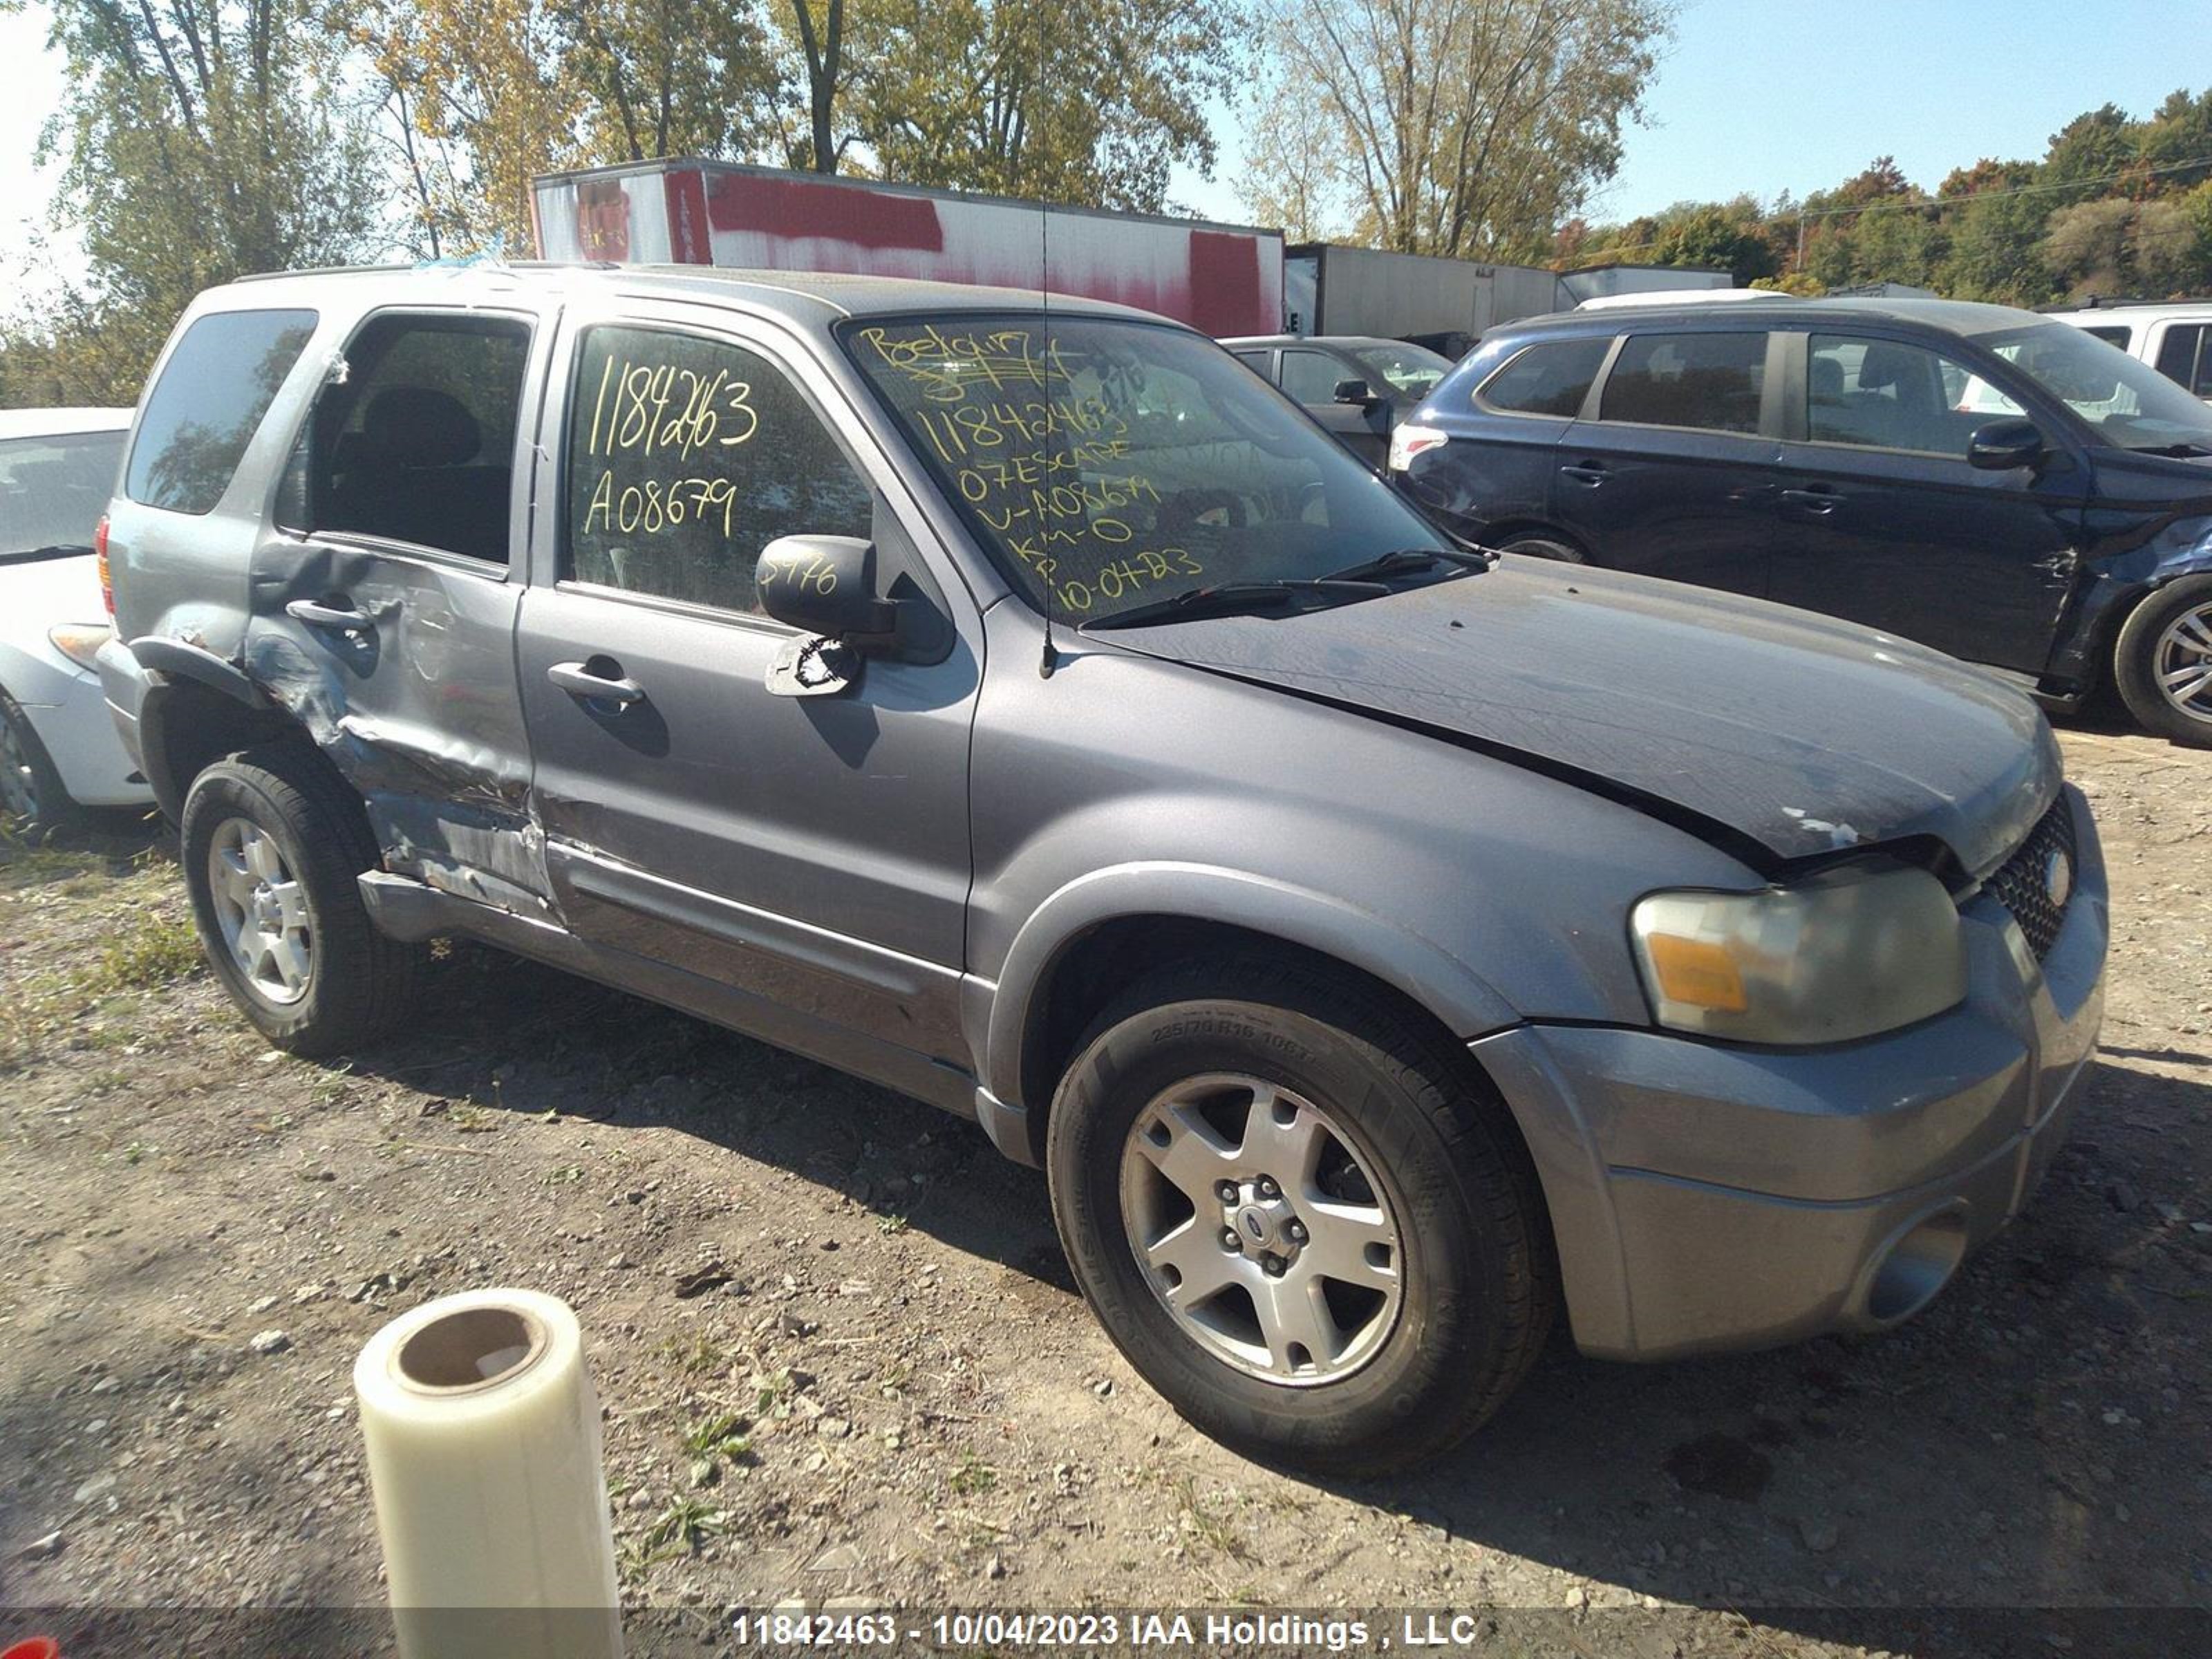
[1038,197,1059,679]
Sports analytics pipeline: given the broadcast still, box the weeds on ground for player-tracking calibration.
[657,1331,733,1379]
[1173,1476,1254,1564]
[91,912,200,991]
[1,877,203,1069]
[949,1453,997,1497]
[624,1494,727,1574]
[682,1409,754,1486]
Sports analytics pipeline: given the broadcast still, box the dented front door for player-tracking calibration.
[243,305,557,916]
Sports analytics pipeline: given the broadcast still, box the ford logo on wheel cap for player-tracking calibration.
[2043,846,2073,910]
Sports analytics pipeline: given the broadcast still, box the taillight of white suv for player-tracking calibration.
[1389,422,1447,472]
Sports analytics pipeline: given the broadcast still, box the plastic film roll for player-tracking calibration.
[354,1288,623,1659]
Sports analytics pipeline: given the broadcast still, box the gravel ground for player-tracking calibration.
[0,722,2206,1657]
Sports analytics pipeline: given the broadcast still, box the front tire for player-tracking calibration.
[180,743,422,1056]
[2114,574,2212,747]
[1046,957,1555,1474]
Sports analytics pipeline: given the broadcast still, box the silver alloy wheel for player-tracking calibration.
[0,712,38,821]
[206,818,313,1004]
[2155,601,2212,723]
[1119,1073,1404,1386]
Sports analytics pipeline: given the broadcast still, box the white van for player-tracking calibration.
[2046,301,2212,401]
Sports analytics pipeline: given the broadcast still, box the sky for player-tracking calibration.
[1172,0,2212,229]
[1,0,2209,272]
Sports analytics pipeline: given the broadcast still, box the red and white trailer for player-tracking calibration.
[531,160,1286,338]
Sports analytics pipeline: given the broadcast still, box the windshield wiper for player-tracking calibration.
[2130,442,2212,458]
[1080,577,1389,632]
[0,543,95,565]
[1321,546,1494,584]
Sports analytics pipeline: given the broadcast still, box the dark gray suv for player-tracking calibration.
[97,266,2106,1473]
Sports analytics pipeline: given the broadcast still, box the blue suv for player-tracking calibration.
[1392,297,2212,747]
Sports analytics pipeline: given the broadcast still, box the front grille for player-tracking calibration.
[1984,795,2078,961]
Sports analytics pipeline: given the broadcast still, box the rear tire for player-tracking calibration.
[2114,575,2212,747]
[1045,955,1555,1475]
[180,743,423,1056]
[1496,534,1586,565]
[0,689,86,843]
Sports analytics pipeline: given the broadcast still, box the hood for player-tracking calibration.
[2086,444,2212,507]
[1102,562,2059,878]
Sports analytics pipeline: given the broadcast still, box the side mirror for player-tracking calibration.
[756,534,899,644]
[1968,418,2045,471]
[1333,377,1382,409]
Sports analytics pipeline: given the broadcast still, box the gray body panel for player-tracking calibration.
[96,263,2107,1367]
[1104,559,2061,878]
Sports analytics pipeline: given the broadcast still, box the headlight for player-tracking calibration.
[1631,862,1966,1045]
[48,623,113,672]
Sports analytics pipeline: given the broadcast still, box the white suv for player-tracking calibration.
[2047,301,2212,402]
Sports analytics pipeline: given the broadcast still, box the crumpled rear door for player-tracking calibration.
[243,304,557,915]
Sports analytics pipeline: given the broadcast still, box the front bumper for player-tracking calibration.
[1474,784,2108,1362]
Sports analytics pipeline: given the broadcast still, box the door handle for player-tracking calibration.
[1559,462,1608,487]
[1780,487,1841,515]
[286,597,373,631]
[548,659,646,708]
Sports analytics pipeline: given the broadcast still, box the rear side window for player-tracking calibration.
[564,325,873,616]
[2081,325,2131,348]
[1477,338,1609,418]
[1599,332,1767,433]
[126,308,317,514]
[0,429,125,556]
[279,312,532,565]
[2154,324,2212,397]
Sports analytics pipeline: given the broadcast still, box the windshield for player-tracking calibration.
[0,429,124,558]
[1348,341,1454,400]
[1983,322,2212,453]
[843,315,1451,623]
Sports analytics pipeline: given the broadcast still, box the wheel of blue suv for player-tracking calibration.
[1046,955,1556,1474]
[180,742,424,1056]
[1496,534,1586,565]
[2114,574,2212,748]
[0,687,87,842]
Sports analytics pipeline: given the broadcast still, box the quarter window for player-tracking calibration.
[565,326,873,615]
[1232,350,1275,380]
[1808,333,2021,457]
[1599,332,1767,434]
[126,308,317,514]
[280,312,531,565]
[2154,324,2212,397]
[1477,338,1609,418]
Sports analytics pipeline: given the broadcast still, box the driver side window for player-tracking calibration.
[563,326,873,616]
[1808,333,2023,458]
[1280,350,1348,403]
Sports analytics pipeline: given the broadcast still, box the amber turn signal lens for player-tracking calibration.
[1640,933,1750,1013]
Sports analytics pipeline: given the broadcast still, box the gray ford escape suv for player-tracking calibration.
[97,265,2106,1474]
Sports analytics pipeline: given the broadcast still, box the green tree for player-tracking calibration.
[1646,199,1779,284]
[9,0,384,401]
[1242,0,1671,261]
[559,0,784,167]
[845,0,1242,210]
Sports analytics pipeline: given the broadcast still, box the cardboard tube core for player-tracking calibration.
[393,1304,547,1394]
